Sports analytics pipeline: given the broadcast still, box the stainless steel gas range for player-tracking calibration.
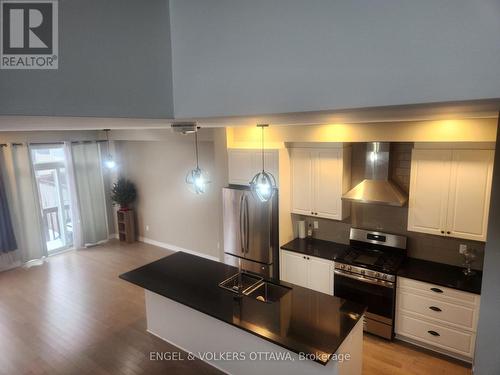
[334,228,407,340]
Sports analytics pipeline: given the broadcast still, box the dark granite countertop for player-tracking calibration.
[280,238,350,261]
[282,238,483,294]
[119,252,366,366]
[397,257,482,295]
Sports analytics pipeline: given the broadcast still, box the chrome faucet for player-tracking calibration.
[237,258,243,292]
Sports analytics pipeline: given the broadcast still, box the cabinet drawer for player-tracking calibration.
[397,290,477,331]
[396,313,475,357]
[398,277,479,307]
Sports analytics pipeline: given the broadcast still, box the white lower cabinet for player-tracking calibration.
[397,314,476,356]
[280,250,308,287]
[395,277,480,362]
[280,249,334,295]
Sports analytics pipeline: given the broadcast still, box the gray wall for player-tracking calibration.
[170,0,500,118]
[115,129,227,259]
[292,143,486,269]
[474,119,500,373]
[0,0,174,118]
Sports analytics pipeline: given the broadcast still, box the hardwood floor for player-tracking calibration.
[0,240,471,375]
[363,335,470,375]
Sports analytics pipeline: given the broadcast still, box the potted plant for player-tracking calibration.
[111,177,137,211]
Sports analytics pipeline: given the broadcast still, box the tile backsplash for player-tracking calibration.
[290,142,485,270]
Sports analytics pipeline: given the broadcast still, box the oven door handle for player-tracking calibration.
[334,269,394,288]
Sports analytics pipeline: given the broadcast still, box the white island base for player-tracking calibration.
[145,290,363,375]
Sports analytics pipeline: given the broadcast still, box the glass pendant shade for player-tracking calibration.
[104,154,116,169]
[250,170,276,202]
[186,167,210,195]
[103,129,116,169]
[249,124,277,202]
[186,127,211,194]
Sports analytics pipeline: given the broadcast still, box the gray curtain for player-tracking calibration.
[71,142,109,247]
[0,164,17,252]
[0,145,46,265]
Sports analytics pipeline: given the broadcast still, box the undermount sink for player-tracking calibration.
[219,272,263,294]
[245,281,291,303]
[219,272,291,303]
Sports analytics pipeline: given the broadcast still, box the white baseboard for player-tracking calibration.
[138,236,220,262]
[109,233,119,240]
[0,260,22,272]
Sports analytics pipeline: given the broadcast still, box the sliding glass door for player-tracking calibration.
[31,145,74,254]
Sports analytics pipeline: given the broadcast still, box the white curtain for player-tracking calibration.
[64,142,83,249]
[71,142,109,247]
[0,144,47,267]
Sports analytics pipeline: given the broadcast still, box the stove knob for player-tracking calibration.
[347,266,352,272]
[375,272,380,278]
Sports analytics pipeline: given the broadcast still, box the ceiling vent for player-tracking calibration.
[171,122,197,134]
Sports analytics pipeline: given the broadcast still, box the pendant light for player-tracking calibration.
[185,127,210,194]
[103,129,116,169]
[250,124,277,202]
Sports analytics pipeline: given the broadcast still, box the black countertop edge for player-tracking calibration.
[397,257,482,295]
[119,252,366,366]
[280,238,350,261]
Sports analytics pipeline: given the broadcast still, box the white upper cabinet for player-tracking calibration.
[290,149,313,215]
[408,148,494,241]
[446,150,494,241]
[227,149,254,185]
[227,149,279,186]
[314,149,346,219]
[290,147,351,220]
[408,149,452,237]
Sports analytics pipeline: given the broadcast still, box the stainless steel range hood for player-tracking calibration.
[342,142,408,207]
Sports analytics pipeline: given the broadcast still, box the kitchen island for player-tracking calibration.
[120,252,366,375]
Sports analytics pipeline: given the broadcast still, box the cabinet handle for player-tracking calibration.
[303,256,306,259]
[430,287,443,294]
[427,330,440,337]
[429,306,442,312]
[311,211,314,215]
[447,231,451,234]
[440,230,445,234]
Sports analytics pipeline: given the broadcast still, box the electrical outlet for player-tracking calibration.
[145,225,150,232]
[459,244,467,255]
[313,221,319,229]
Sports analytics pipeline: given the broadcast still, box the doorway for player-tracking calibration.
[31,145,74,254]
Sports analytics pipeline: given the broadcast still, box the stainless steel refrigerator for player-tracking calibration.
[223,186,279,279]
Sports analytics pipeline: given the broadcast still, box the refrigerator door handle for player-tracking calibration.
[244,195,250,254]
[239,194,245,254]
